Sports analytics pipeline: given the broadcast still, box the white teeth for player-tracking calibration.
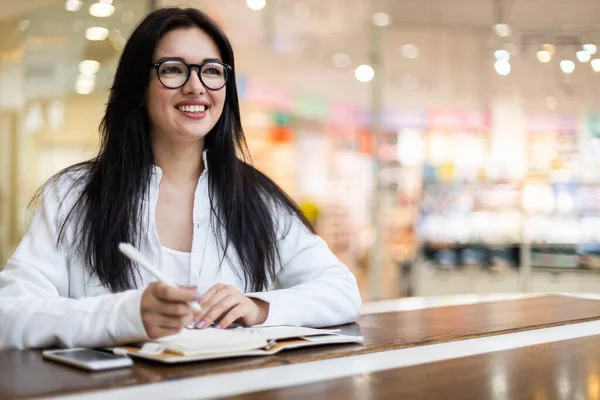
[177,105,206,113]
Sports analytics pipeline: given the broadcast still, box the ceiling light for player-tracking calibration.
[577,50,591,62]
[537,50,551,63]
[560,60,575,74]
[401,44,419,59]
[494,49,510,61]
[79,60,100,75]
[247,0,266,11]
[592,59,600,72]
[75,75,96,95]
[494,60,511,75]
[65,0,83,12]
[332,53,351,68]
[85,27,109,41]
[355,65,374,82]
[493,23,511,37]
[583,44,597,55]
[19,20,29,32]
[89,3,115,17]
[77,74,96,83]
[372,12,391,27]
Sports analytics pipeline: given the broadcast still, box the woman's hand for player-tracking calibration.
[193,283,269,329]
[140,282,199,339]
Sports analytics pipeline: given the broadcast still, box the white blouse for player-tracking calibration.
[160,246,192,287]
[0,153,362,350]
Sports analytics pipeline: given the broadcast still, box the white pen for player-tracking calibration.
[118,242,202,312]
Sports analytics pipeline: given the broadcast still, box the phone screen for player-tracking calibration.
[53,349,127,363]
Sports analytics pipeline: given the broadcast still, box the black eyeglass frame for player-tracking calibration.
[151,59,233,90]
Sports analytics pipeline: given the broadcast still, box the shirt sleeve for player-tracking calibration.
[246,210,362,327]
[0,177,148,350]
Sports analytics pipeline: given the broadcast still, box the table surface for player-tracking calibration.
[229,332,600,400]
[2,294,600,400]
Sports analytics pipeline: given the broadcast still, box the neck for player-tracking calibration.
[152,136,205,184]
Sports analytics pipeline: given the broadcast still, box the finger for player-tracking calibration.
[151,326,182,339]
[196,283,226,307]
[195,289,231,321]
[143,287,194,318]
[157,313,194,329]
[200,295,240,327]
[216,304,246,329]
[143,314,182,339]
[155,302,192,317]
[153,283,197,303]
[201,285,238,309]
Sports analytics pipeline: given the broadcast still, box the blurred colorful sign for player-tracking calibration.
[330,103,363,126]
[382,109,426,130]
[268,126,294,143]
[526,114,578,134]
[244,78,293,111]
[294,92,327,120]
[273,112,292,126]
[358,128,372,154]
[588,113,600,137]
[427,109,490,131]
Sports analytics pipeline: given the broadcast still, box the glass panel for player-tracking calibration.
[0,0,151,264]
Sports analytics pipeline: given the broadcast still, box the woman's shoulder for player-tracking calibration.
[39,163,93,210]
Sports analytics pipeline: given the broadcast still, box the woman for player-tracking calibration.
[0,7,361,350]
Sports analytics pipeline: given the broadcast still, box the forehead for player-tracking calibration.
[153,27,222,62]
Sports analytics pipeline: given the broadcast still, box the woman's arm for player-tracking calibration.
[0,179,148,350]
[246,211,362,327]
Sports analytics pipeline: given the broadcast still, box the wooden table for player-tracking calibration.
[2,294,600,399]
[231,333,600,400]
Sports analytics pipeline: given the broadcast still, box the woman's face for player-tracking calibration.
[146,27,226,146]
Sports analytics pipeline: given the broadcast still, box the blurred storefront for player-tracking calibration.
[0,0,151,263]
[1,0,600,301]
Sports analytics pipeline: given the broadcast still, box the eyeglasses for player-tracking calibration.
[151,59,232,90]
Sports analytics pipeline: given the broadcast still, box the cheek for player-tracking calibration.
[146,87,171,122]
[212,91,226,113]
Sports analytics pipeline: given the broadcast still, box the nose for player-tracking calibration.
[182,66,205,96]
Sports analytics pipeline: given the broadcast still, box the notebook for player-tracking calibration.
[111,325,364,364]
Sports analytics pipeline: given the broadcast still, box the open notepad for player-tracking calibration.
[112,326,364,364]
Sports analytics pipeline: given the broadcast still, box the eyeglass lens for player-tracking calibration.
[157,61,227,90]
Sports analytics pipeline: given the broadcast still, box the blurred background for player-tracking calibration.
[1,0,600,301]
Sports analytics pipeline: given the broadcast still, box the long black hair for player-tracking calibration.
[42,7,313,293]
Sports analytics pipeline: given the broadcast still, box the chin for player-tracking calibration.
[181,131,210,141]
[177,123,214,140]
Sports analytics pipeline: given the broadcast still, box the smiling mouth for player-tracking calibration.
[176,105,207,114]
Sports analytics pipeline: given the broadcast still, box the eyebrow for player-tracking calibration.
[155,56,223,63]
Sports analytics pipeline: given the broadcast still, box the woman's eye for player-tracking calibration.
[203,67,223,76]
[161,66,184,74]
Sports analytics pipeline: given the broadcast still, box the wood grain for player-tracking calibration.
[226,333,600,400]
[2,295,600,399]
